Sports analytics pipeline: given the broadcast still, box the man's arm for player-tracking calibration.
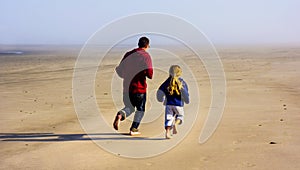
[115,51,131,78]
[145,55,153,79]
[115,64,123,78]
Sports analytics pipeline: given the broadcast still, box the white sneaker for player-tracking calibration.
[130,131,141,136]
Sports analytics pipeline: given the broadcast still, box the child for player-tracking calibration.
[157,65,190,139]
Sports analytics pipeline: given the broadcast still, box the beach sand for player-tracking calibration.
[0,45,299,169]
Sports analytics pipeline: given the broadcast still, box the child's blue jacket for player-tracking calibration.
[157,77,189,106]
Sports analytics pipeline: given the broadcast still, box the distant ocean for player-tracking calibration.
[0,51,24,55]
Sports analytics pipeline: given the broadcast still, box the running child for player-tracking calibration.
[156,65,190,139]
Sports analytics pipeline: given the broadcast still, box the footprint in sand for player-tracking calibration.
[200,156,209,162]
[283,104,287,110]
[233,140,242,145]
[146,162,153,166]
[242,161,256,167]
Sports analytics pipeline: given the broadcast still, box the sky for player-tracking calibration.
[0,0,299,45]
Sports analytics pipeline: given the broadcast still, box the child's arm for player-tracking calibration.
[156,88,165,102]
[156,82,166,102]
[181,80,190,104]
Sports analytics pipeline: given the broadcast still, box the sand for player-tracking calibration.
[0,45,299,169]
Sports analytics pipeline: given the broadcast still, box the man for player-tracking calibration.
[113,36,153,135]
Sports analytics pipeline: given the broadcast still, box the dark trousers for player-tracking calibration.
[119,93,146,130]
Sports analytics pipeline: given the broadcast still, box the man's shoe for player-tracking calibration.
[113,114,121,130]
[130,128,141,136]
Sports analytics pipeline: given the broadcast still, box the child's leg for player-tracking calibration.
[165,105,175,139]
[172,106,184,134]
[165,126,172,139]
[173,119,182,134]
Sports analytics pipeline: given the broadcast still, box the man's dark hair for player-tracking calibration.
[138,37,150,48]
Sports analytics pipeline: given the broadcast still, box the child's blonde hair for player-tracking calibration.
[167,65,183,95]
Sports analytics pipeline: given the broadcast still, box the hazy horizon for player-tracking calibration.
[1,1,300,46]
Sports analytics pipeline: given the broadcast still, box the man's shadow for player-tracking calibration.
[0,133,165,142]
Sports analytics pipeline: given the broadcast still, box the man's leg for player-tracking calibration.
[113,93,135,130]
[129,93,146,133]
